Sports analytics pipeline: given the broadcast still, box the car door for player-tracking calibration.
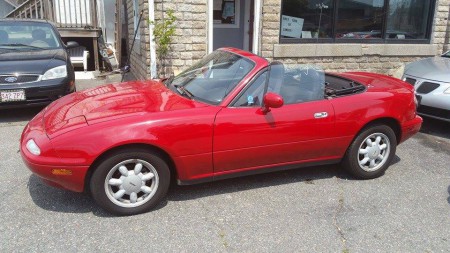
[213,66,338,174]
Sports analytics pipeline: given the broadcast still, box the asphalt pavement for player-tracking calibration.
[0,75,449,252]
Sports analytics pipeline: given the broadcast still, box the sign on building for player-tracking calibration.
[280,15,304,39]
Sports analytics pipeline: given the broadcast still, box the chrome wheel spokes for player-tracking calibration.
[104,159,159,208]
[357,133,390,172]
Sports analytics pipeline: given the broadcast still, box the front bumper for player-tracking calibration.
[0,77,75,109]
[20,111,88,192]
[21,153,89,192]
[403,74,450,121]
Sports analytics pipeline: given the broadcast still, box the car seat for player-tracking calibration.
[31,29,49,47]
[298,68,325,101]
[280,67,325,104]
[0,30,8,44]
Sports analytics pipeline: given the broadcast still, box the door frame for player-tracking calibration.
[243,0,251,51]
[207,0,261,54]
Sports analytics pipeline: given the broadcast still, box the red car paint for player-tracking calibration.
[20,48,422,192]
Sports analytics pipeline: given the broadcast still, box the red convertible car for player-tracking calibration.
[21,48,422,215]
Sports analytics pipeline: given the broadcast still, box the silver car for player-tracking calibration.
[402,51,450,122]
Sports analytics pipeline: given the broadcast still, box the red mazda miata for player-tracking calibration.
[21,48,422,215]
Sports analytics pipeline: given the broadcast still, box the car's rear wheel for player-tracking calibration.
[90,149,170,216]
[342,125,396,179]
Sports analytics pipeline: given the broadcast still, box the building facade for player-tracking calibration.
[124,0,450,80]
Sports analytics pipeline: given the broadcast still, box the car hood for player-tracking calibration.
[404,56,450,82]
[0,49,67,74]
[43,80,208,138]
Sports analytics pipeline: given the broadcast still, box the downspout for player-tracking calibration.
[148,0,157,78]
[253,0,262,55]
[208,0,213,53]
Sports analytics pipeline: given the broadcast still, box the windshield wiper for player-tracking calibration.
[164,75,175,87]
[174,84,194,99]
[0,46,19,51]
[0,43,43,49]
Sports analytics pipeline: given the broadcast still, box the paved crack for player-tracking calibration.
[333,178,348,252]
[198,199,230,250]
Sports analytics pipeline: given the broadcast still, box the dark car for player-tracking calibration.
[0,19,77,109]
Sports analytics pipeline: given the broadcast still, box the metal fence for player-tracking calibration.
[6,0,98,29]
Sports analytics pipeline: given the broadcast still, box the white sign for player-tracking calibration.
[301,31,312,38]
[0,90,26,102]
[281,15,304,39]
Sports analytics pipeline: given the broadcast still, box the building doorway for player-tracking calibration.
[212,0,255,52]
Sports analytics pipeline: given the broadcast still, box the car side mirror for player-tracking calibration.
[66,41,79,49]
[261,92,284,114]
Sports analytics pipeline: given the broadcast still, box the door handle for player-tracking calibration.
[314,112,328,118]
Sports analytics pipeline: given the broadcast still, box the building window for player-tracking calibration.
[213,0,240,28]
[280,0,435,43]
[336,0,384,39]
[386,0,432,40]
[133,0,140,40]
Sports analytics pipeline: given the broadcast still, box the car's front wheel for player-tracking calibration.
[342,125,396,179]
[90,149,170,215]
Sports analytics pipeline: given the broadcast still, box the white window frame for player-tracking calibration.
[208,0,261,54]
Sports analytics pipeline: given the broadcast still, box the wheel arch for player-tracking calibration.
[84,143,177,193]
[357,117,401,145]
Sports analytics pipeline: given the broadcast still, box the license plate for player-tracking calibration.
[0,90,26,102]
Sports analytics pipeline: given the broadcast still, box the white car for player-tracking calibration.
[402,51,450,122]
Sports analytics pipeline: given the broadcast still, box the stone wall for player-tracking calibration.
[434,0,450,53]
[153,0,208,77]
[126,0,151,80]
[262,0,450,76]
[127,0,450,79]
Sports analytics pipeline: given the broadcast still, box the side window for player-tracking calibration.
[232,63,285,107]
[280,68,325,104]
[233,71,268,107]
[233,63,326,107]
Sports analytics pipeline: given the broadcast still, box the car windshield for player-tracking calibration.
[442,51,450,58]
[167,50,255,105]
[0,22,61,50]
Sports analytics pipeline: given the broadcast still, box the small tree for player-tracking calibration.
[149,9,177,77]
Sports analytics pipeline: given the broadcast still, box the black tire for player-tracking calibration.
[90,149,170,216]
[342,125,397,179]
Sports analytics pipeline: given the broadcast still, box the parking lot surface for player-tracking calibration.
[1,77,449,252]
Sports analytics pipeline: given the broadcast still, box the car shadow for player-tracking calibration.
[420,116,450,139]
[27,174,168,217]
[27,175,109,216]
[448,185,450,207]
[28,165,345,216]
[0,106,44,123]
[28,157,402,216]
[167,164,342,202]
[167,154,397,202]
